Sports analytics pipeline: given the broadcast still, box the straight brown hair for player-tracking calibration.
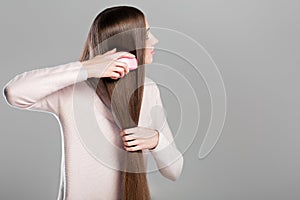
[79,6,150,200]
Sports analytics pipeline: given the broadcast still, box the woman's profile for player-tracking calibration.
[3,5,183,200]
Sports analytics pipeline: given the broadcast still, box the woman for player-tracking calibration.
[3,5,183,200]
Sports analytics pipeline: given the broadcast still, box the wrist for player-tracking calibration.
[80,60,92,78]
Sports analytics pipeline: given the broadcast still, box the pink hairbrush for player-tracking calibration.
[116,57,138,71]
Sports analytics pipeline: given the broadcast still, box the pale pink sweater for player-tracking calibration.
[3,61,184,200]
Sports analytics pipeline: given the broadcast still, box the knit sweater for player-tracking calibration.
[3,61,184,200]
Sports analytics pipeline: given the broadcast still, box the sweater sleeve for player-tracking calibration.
[3,61,88,116]
[148,83,184,181]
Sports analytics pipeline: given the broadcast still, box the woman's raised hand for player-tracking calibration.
[80,48,136,79]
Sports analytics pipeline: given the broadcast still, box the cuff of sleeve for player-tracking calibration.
[149,131,170,153]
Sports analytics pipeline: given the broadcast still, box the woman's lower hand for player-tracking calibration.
[120,126,159,151]
[80,48,135,79]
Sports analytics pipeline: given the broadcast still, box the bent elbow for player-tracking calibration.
[3,86,30,109]
[166,172,180,182]
[4,86,13,105]
[161,155,184,182]
[171,156,184,181]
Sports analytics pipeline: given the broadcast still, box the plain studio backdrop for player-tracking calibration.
[0,0,299,200]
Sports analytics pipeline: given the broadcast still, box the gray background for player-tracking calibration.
[1,0,299,199]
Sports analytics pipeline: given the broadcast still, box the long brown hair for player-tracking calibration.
[79,6,150,200]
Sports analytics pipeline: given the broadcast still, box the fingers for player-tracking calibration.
[111,51,136,60]
[120,128,146,151]
[120,129,138,150]
[124,145,142,151]
[110,72,121,80]
[119,127,159,151]
[114,67,125,77]
[109,67,127,80]
[103,48,117,55]
[114,61,129,74]
[124,139,141,147]
[108,60,129,80]
[120,128,135,137]
[122,127,136,135]
[120,127,155,139]
[102,51,133,80]
[122,134,136,141]
[87,49,134,79]
[123,139,144,152]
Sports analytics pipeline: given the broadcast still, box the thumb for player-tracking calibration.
[111,51,136,60]
[103,48,117,55]
[122,126,136,135]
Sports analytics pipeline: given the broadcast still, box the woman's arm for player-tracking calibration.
[3,49,135,116]
[3,61,88,116]
[148,83,184,181]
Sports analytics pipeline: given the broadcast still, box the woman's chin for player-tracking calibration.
[145,56,153,64]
